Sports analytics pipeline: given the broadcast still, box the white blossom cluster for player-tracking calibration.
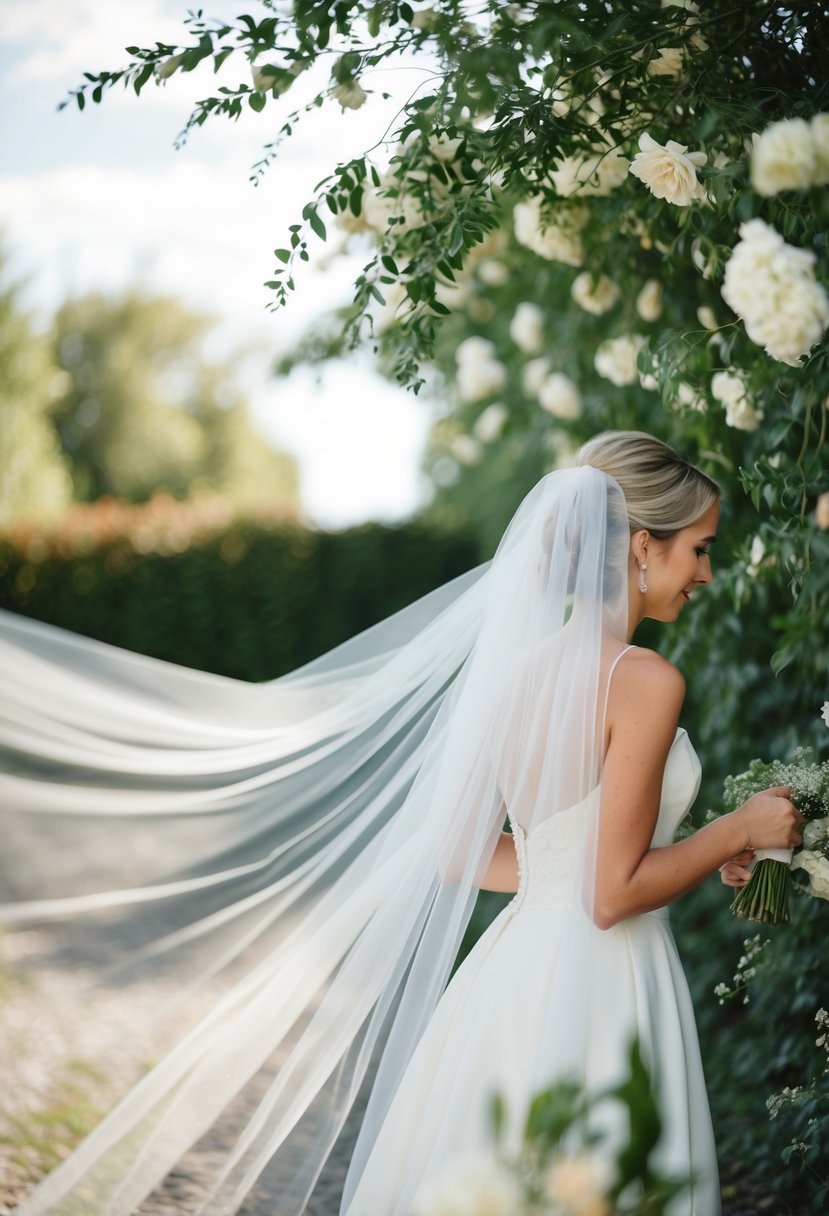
[710,372,763,431]
[571,273,620,316]
[455,336,508,403]
[594,335,646,386]
[549,146,629,198]
[513,198,586,266]
[721,219,829,366]
[628,132,706,206]
[714,934,770,1006]
[751,114,829,196]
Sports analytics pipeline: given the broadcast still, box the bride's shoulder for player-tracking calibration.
[612,646,686,711]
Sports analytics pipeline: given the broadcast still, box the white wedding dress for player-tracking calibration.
[343,711,720,1214]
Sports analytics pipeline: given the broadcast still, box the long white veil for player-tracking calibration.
[0,464,631,1215]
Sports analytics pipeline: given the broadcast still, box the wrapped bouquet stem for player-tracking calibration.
[723,747,829,926]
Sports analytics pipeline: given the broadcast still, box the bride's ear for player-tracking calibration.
[629,528,650,567]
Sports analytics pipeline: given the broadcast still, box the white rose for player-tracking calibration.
[816,491,829,530]
[821,701,829,728]
[628,132,707,206]
[363,173,427,232]
[747,534,766,576]
[538,373,582,419]
[721,219,829,365]
[751,118,816,196]
[811,114,829,184]
[646,47,684,77]
[429,133,464,164]
[571,272,620,315]
[456,337,508,403]
[522,357,551,397]
[711,371,763,431]
[636,279,663,322]
[804,816,829,847]
[509,302,545,353]
[550,147,629,198]
[474,403,508,443]
[697,305,718,329]
[410,1153,523,1216]
[331,80,368,110]
[791,851,829,902]
[513,198,586,266]
[594,335,646,386]
[676,381,707,412]
[544,1153,613,1216]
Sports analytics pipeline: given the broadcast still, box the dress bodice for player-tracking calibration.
[507,727,701,915]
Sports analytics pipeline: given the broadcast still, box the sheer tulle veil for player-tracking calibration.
[0,464,632,1215]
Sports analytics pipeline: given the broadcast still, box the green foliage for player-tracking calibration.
[0,251,73,526]
[0,510,480,680]
[50,289,299,511]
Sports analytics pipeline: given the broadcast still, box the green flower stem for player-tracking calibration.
[730,858,790,925]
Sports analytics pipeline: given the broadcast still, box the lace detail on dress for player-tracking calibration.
[508,803,591,910]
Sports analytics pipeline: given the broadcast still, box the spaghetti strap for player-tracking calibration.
[601,643,635,727]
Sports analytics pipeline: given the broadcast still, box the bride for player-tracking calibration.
[0,429,802,1216]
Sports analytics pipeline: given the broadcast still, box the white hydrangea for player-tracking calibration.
[721,219,829,365]
[711,371,763,431]
[571,273,620,315]
[473,403,508,443]
[549,147,629,198]
[538,373,582,419]
[636,279,663,322]
[513,198,587,266]
[751,118,816,195]
[410,1153,523,1216]
[594,336,646,386]
[509,302,545,353]
[629,133,707,206]
[543,1152,613,1216]
[751,114,829,195]
[455,337,508,403]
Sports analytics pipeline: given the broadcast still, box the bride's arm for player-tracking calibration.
[478,832,520,892]
[593,650,802,930]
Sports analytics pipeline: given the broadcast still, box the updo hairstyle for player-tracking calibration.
[576,430,721,541]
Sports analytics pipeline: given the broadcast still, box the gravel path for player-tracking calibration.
[0,931,811,1216]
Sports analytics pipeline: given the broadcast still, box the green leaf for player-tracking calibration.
[249,91,266,112]
[307,207,326,240]
[274,249,291,264]
[76,90,85,111]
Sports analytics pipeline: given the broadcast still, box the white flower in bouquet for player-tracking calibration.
[628,133,707,206]
[523,357,551,397]
[751,118,816,195]
[474,403,508,443]
[550,147,629,198]
[721,219,829,366]
[646,47,685,77]
[594,336,645,386]
[711,371,763,431]
[513,198,587,266]
[509,302,545,353]
[456,337,508,403]
[815,492,829,531]
[571,273,620,315]
[791,851,829,901]
[811,113,829,184]
[543,1151,613,1216]
[636,279,663,322]
[331,80,368,110]
[538,373,582,419]
[410,1152,523,1216]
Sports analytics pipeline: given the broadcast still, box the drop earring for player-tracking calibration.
[638,562,648,593]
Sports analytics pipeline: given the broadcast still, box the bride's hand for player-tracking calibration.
[733,784,804,851]
[718,848,755,888]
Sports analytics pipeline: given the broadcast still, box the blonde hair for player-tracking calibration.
[577,430,720,539]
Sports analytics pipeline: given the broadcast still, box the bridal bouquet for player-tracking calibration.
[723,737,829,925]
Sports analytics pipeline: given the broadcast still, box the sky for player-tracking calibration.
[0,0,435,527]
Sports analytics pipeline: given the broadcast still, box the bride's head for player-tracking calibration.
[577,430,722,624]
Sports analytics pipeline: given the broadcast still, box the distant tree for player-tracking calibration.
[0,251,73,526]
[51,289,298,510]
